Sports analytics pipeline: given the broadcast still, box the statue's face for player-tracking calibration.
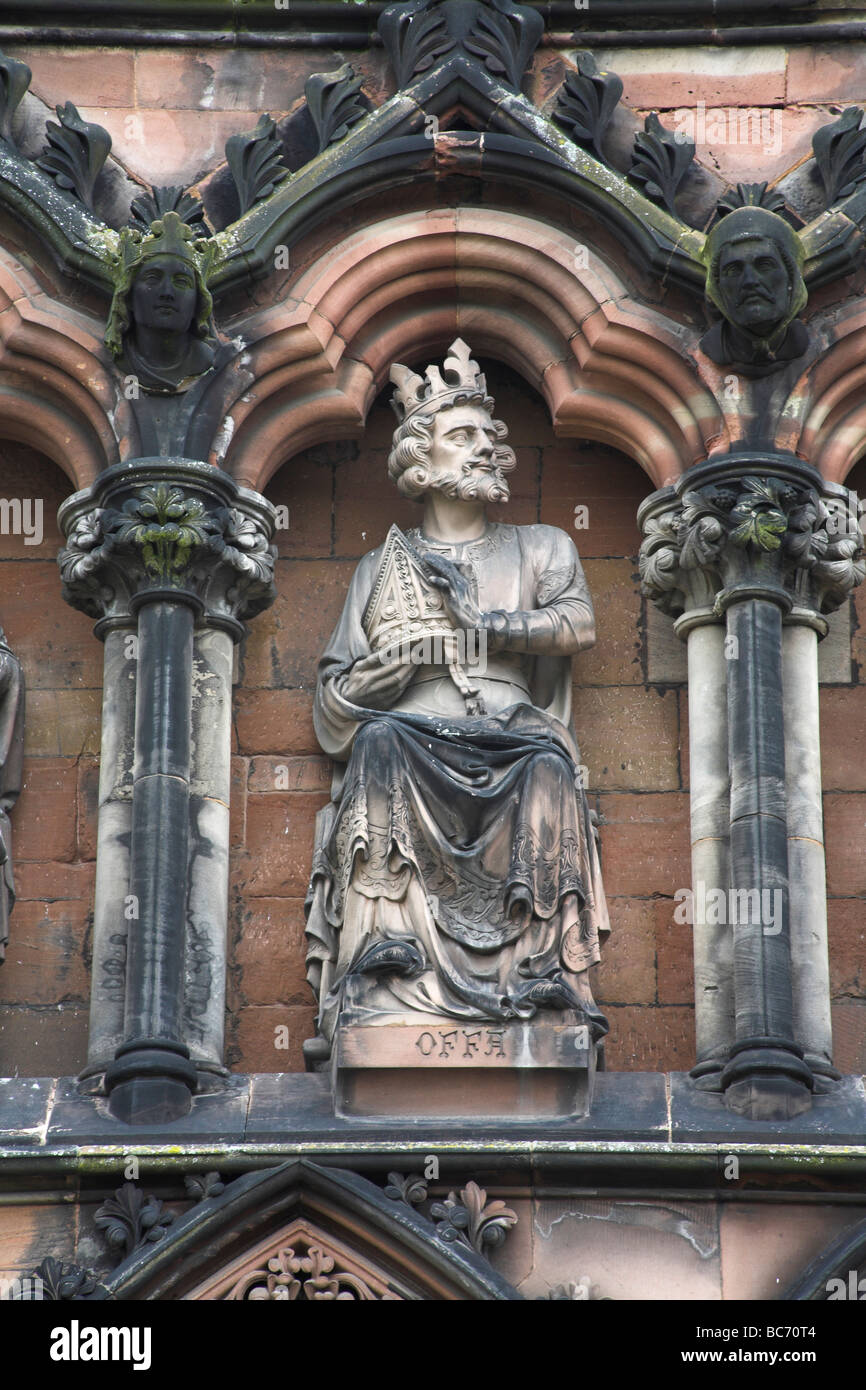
[717,236,790,335]
[130,253,198,336]
[427,404,510,503]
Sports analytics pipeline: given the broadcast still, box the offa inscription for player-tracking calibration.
[415,1027,507,1060]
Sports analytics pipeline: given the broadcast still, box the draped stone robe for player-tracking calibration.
[305,522,610,1046]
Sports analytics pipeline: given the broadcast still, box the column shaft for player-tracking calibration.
[684,620,733,1081]
[721,596,813,1118]
[783,618,835,1082]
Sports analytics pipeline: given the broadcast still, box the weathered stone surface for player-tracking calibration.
[0,1005,88,1077]
[824,795,866,895]
[541,446,645,559]
[242,559,356,689]
[232,897,313,1006]
[15,758,78,863]
[22,690,101,758]
[533,1193,719,1300]
[229,1003,316,1074]
[6,45,135,108]
[602,1005,695,1072]
[820,688,866,790]
[234,688,317,754]
[0,1200,77,1278]
[592,898,657,1004]
[248,755,331,794]
[648,104,822,187]
[787,44,866,105]
[0,565,101,690]
[827,898,866,998]
[720,1203,861,1301]
[596,45,787,111]
[0,899,90,1005]
[76,757,99,861]
[596,792,690,896]
[334,451,421,557]
[230,755,247,849]
[572,686,680,790]
[578,559,643,685]
[265,449,336,559]
[237,790,329,897]
[78,106,270,188]
[134,47,331,113]
[13,861,95,902]
[655,898,697,1006]
[831,999,866,1075]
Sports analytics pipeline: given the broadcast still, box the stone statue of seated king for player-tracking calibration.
[304,340,610,1072]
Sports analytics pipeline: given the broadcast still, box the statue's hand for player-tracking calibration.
[339,652,416,709]
[424,554,485,631]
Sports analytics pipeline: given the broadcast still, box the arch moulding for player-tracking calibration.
[220,208,725,492]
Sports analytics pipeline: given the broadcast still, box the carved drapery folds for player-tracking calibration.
[640,458,865,1118]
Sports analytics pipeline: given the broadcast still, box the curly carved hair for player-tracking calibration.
[387,402,516,500]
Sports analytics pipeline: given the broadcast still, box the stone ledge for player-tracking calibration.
[0,1071,865,1165]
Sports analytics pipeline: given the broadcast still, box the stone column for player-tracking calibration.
[59,460,276,1122]
[639,491,732,1087]
[640,457,864,1120]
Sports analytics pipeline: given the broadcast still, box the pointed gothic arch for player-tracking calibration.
[102,1161,523,1302]
[220,208,724,490]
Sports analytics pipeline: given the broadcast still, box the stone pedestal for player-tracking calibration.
[334,1020,596,1120]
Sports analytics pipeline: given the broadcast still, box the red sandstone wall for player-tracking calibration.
[1,35,866,1078]
[0,445,97,1074]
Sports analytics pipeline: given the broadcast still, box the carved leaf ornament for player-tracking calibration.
[225,1238,401,1301]
[113,484,213,584]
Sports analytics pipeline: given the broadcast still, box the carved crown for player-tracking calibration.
[117,210,215,283]
[390,338,494,424]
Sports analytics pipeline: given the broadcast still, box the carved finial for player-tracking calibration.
[629,111,695,218]
[378,0,456,90]
[553,53,623,166]
[305,63,368,154]
[129,184,208,234]
[463,0,544,91]
[811,106,866,207]
[715,181,790,221]
[378,0,542,93]
[225,113,289,216]
[390,337,493,423]
[37,101,111,209]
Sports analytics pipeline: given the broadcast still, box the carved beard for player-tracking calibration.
[434,463,511,504]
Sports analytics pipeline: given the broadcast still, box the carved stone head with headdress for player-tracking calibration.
[700,206,809,372]
[387,339,516,503]
[106,212,217,393]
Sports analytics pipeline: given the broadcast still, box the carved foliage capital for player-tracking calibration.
[58,467,276,632]
[639,471,865,618]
